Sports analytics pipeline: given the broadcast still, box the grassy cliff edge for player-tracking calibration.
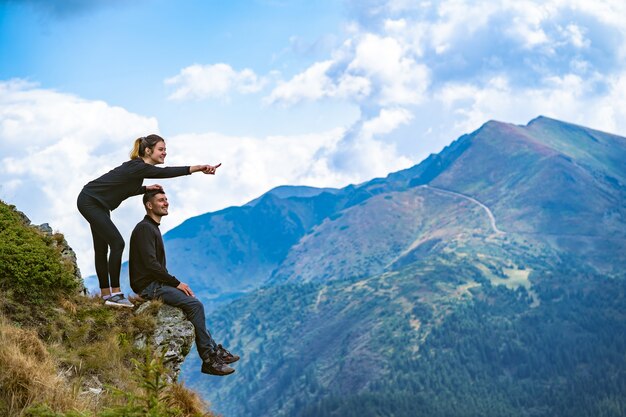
[0,200,214,417]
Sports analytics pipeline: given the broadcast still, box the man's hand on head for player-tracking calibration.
[176,282,195,297]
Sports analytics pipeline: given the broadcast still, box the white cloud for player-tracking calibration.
[326,128,414,183]
[265,60,371,105]
[264,32,424,179]
[165,63,267,101]
[503,2,551,48]
[267,34,429,107]
[361,107,413,139]
[266,60,335,104]
[429,0,495,50]
[0,79,152,150]
[561,24,589,49]
[559,0,626,29]
[349,34,430,105]
[435,71,626,139]
[280,0,625,96]
[335,107,415,178]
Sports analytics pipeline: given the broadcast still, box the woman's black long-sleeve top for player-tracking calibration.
[80,158,190,210]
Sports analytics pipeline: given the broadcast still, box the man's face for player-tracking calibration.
[147,193,169,216]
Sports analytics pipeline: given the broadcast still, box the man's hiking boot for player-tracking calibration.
[217,344,240,364]
[104,293,134,308]
[201,355,235,376]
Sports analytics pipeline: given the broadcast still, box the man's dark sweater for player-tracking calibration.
[129,215,180,294]
[82,159,190,210]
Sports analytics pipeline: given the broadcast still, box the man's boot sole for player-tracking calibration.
[201,364,235,376]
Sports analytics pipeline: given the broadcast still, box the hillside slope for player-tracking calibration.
[0,200,213,417]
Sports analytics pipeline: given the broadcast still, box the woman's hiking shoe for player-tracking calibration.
[104,293,134,308]
[201,355,235,376]
[217,344,240,364]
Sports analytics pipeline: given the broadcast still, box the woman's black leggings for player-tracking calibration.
[77,192,125,290]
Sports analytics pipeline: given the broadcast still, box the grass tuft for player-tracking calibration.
[0,316,81,415]
[164,382,212,417]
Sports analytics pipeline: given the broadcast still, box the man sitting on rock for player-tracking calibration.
[129,189,239,376]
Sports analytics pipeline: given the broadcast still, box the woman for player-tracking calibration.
[77,134,220,307]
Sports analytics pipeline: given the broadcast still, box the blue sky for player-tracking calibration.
[2,0,626,280]
[0,0,352,135]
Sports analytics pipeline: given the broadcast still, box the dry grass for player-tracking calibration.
[0,293,217,417]
[58,297,78,315]
[44,295,142,410]
[164,382,214,417]
[0,316,83,416]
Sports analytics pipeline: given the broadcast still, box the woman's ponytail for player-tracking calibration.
[130,138,143,159]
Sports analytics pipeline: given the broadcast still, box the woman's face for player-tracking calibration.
[146,141,167,165]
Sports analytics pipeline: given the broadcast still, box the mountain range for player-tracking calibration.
[161,116,626,417]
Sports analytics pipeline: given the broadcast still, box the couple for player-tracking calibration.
[77,134,238,376]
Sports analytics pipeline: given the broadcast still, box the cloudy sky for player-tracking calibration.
[2,0,626,284]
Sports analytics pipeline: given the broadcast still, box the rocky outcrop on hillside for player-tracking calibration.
[10,205,84,293]
[135,301,195,383]
[36,222,84,293]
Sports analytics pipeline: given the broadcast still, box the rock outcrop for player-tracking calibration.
[36,223,85,293]
[134,301,195,383]
[11,206,84,293]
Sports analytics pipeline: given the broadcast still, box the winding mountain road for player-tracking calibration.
[423,185,505,235]
[386,184,506,269]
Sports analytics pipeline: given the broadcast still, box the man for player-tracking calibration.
[129,189,239,376]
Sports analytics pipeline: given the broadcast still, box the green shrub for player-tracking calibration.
[0,201,77,305]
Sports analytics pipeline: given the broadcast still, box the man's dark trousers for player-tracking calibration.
[140,281,217,360]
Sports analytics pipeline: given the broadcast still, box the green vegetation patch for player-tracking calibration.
[0,201,77,306]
